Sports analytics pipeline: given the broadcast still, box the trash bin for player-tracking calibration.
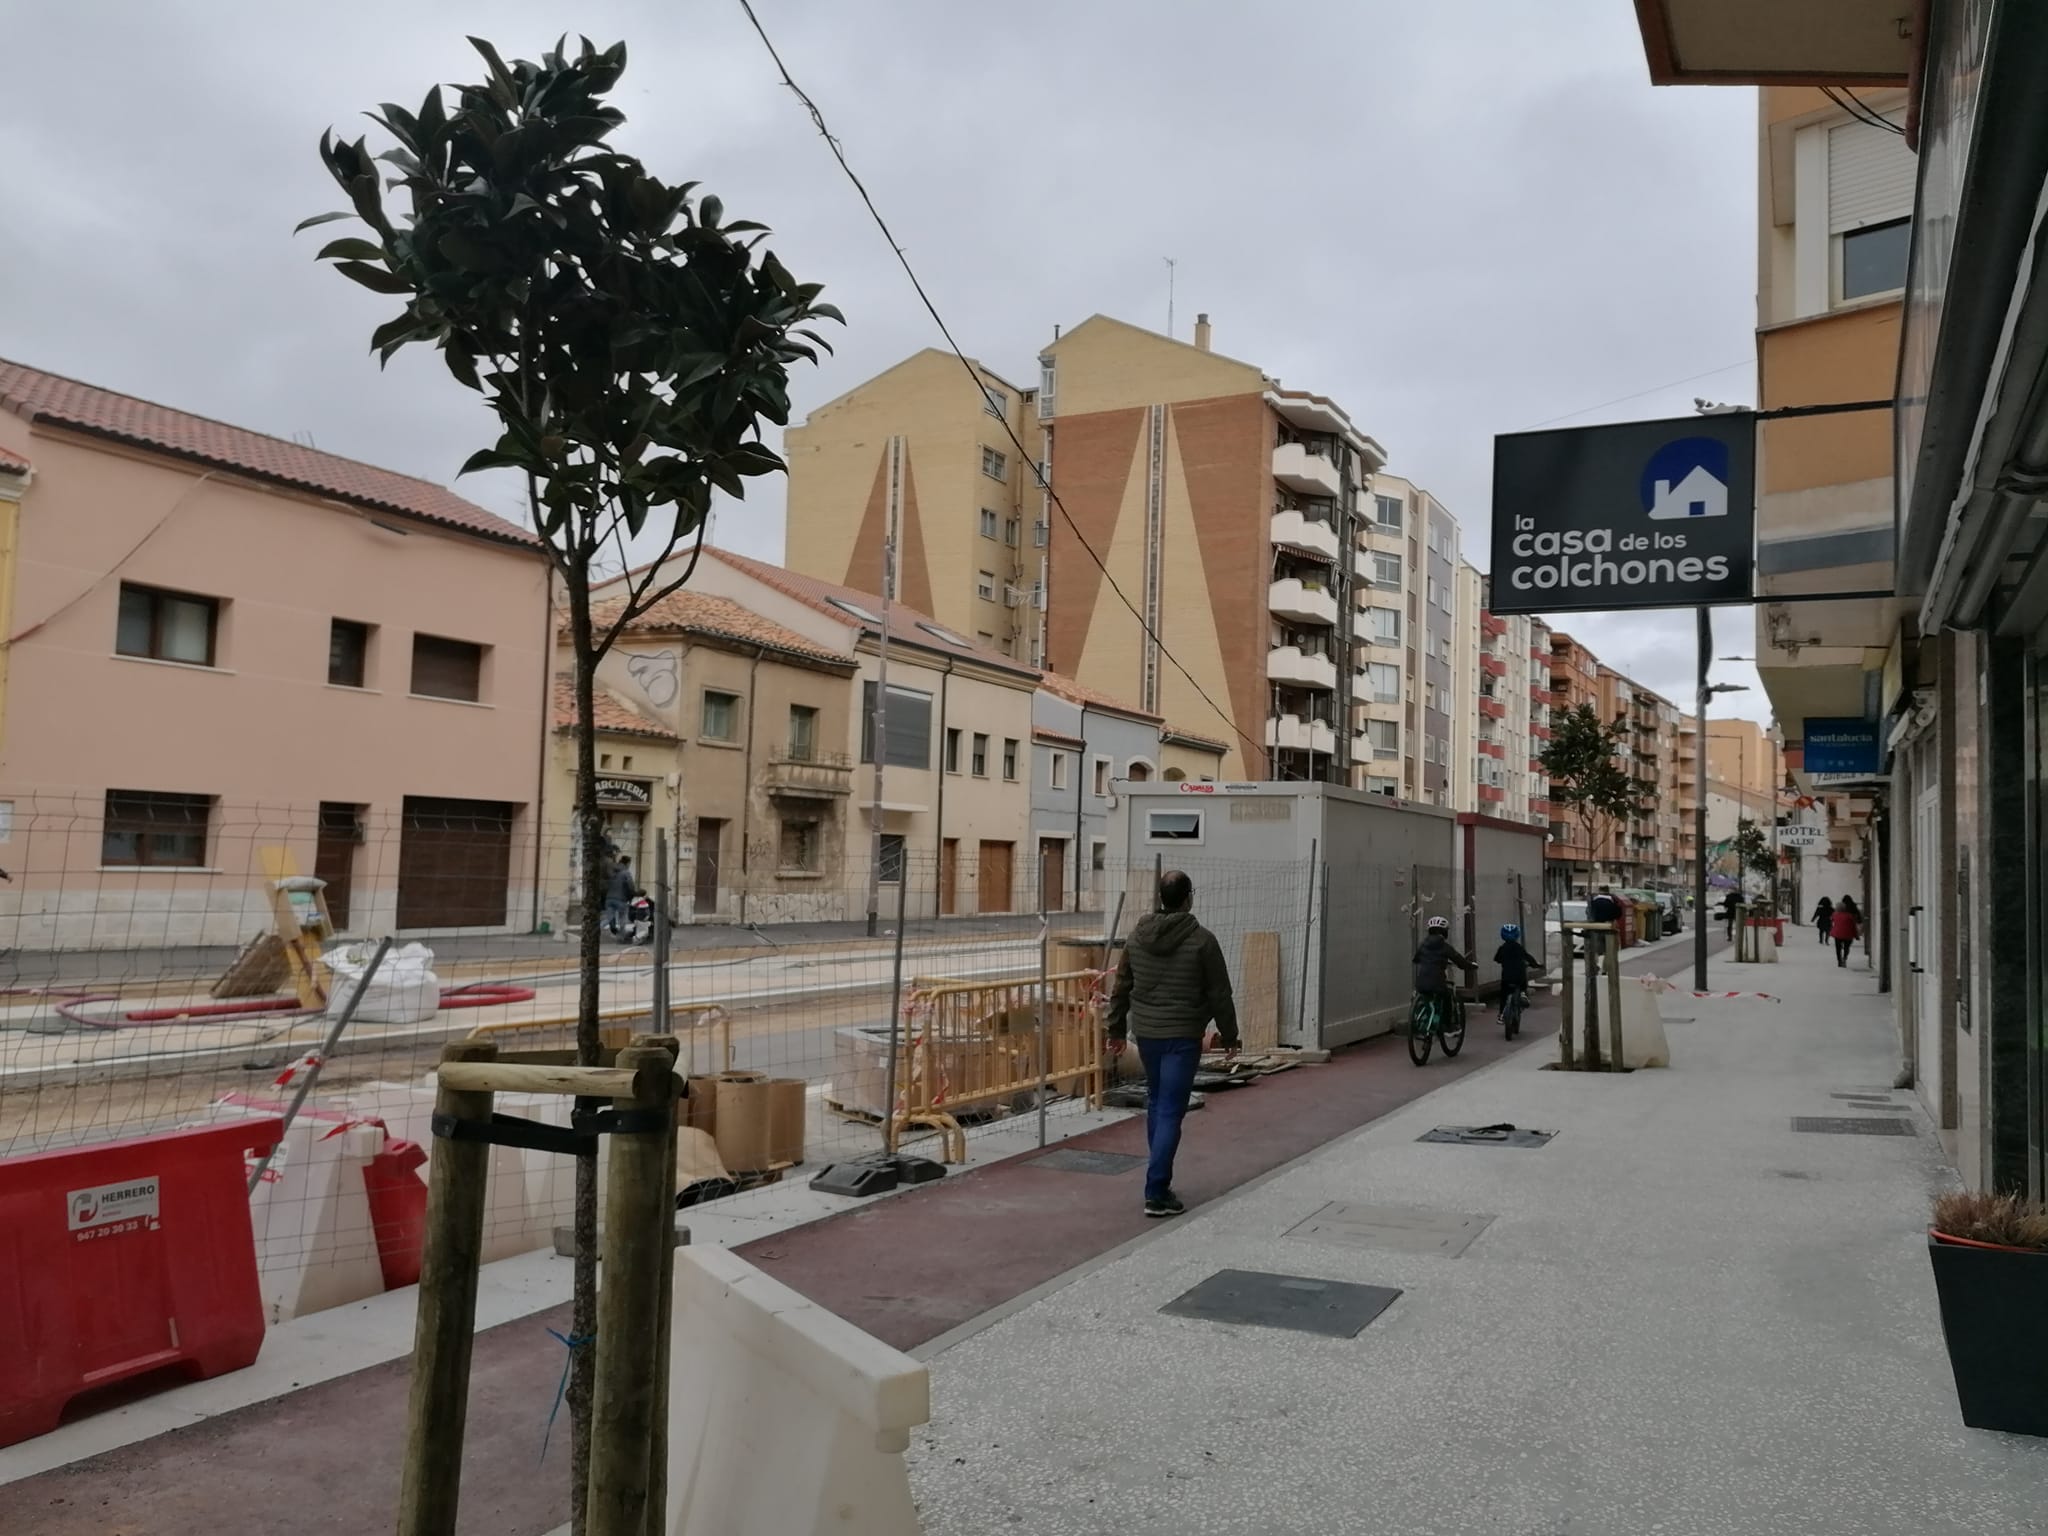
[0,1118,281,1448]
[1634,901,1662,942]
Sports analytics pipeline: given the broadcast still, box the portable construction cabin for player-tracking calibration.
[1108,782,1458,1048]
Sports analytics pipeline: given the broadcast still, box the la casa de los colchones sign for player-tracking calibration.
[1488,412,1755,616]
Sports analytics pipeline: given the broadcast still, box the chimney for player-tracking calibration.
[1194,313,1212,352]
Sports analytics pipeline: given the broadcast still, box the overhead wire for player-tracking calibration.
[1821,85,1905,136]
[1514,361,1754,433]
[734,0,1267,757]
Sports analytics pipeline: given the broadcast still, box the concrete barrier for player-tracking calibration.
[666,1247,929,1536]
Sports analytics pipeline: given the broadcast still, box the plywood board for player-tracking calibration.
[1238,931,1281,1052]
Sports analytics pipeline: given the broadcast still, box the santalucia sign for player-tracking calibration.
[1489,412,1755,615]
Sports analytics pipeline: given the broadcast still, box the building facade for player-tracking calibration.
[0,360,552,947]
[782,314,1387,783]
[1030,672,1160,913]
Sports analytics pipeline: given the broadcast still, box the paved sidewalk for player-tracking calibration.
[906,940,2048,1535]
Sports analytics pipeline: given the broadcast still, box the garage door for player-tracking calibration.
[399,796,515,929]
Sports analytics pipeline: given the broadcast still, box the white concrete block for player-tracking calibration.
[667,1246,929,1536]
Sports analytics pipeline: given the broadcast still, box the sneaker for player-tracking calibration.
[1144,1192,1185,1219]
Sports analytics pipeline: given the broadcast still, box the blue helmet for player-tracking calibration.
[1500,923,1522,941]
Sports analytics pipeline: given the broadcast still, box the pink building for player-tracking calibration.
[0,361,553,949]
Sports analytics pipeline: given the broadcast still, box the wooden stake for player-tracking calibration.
[586,1043,678,1536]
[1558,931,1576,1069]
[1605,928,1626,1073]
[397,1038,499,1536]
[642,1035,681,1536]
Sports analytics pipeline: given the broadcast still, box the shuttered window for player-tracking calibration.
[859,682,932,769]
[1827,118,1914,234]
[411,634,484,701]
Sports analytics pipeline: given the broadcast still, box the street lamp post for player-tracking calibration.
[1695,610,1749,992]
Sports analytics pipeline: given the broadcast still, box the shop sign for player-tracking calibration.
[595,777,652,808]
[1802,719,1880,776]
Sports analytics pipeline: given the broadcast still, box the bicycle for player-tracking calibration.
[1407,989,1466,1066]
[1498,985,1529,1040]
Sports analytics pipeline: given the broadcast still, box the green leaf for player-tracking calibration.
[294,210,354,233]
[335,260,414,295]
[316,237,386,262]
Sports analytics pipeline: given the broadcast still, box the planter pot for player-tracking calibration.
[1927,1233,2048,1437]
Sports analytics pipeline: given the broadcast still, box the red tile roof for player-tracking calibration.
[1036,669,1159,723]
[0,446,30,475]
[0,359,538,548]
[1161,724,1229,754]
[702,547,1041,678]
[551,674,677,740]
[582,587,853,671]
[1032,727,1088,749]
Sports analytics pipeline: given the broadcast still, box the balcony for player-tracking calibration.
[1354,729,1400,762]
[1356,671,1401,705]
[1481,654,1508,678]
[1353,548,1375,583]
[1272,441,1342,497]
[1268,645,1338,691]
[1478,740,1505,760]
[1530,722,1551,740]
[1477,784,1506,804]
[1529,756,1546,773]
[1267,713,1336,755]
[1270,508,1339,561]
[1479,696,1507,720]
[763,749,855,799]
[1268,576,1338,626]
[1530,685,1553,706]
[1531,646,1550,665]
[1480,613,1506,639]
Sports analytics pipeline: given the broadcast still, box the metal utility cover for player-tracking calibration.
[1790,1117,1915,1136]
[1831,1093,1904,1107]
[1160,1268,1400,1339]
[1284,1202,1494,1259]
[1032,1148,1145,1175]
[1417,1124,1556,1148]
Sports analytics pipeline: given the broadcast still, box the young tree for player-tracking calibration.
[1733,817,1775,896]
[1540,703,1648,880]
[301,37,839,1526]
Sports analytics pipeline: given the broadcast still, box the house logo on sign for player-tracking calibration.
[1640,437,1731,521]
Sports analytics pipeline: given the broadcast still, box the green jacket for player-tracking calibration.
[1107,910,1239,1048]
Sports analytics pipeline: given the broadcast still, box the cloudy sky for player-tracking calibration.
[0,0,1768,719]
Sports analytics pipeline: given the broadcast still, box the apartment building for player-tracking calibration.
[0,360,552,947]
[1456,570,1550,831]
[783,314,1387,783]
[551,589,861,927]
[1358,474,1458,804]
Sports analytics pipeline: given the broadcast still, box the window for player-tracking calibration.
[1366,606,1401,643]
[860,682,933,768]
[1842,216,1909,300]
[1367,776,1399,797]
[1373,552,1402,587]
[701,689,741,742]
[981,446,1008,481]
[787,705,818,761]
[1426,576,1440,609]
[945,727,962,773]
[1039,356,1056,397]
[411,634,483,701]
[116,583,217,666]
[328,619,370,687]
[977,571,996,602]
[1004,516,1020,547]
[1367,719,1399,757]
[1093,758,1111,797]
[1034,520,1049,547]
[827,596,881,624]
[1374,494,1402,530]
[1050,752,1069,790]
[1002,738,1019,780]
[982,383,1008,418]
[1367,661,1401,703]
[879,832,906,883]
[1126,761,1152,783]
[971,732,989,776]
[980,508,998,539]
[778,818,820,873]
[102,789,210,868]
[1091,840,1106,871]
[1145,809,1203,844]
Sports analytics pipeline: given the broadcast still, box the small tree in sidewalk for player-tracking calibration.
[1540,703,1646,883]
[1733,818,1775,902]
[301,36,839,1529]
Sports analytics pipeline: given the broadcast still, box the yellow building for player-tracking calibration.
[783,315,1386,783]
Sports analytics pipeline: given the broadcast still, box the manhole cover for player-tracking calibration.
[1790,1117,1915,1136]
[1417,1124,1556,1148]
[1031,1148,1145,1175]
[1160,1268,1400,1338]
[1284,1202,1494,1258]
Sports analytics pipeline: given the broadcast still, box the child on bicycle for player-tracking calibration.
[1493,923,1542,1037]
[1413,915,1469,1001]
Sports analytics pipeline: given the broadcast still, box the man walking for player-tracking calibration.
[604,854,636,940]
[1106,870,1238,1218]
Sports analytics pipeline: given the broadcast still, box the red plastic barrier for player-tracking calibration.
[362,1138,429,1290]
[0,1118,280,1448]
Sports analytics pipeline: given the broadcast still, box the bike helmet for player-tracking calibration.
[1500,923,1521,942]
[1426,915,1450,931]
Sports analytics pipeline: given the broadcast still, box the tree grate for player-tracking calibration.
[1790,1116,1915,1136]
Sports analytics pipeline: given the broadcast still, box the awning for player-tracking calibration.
[1630,0,1911,86]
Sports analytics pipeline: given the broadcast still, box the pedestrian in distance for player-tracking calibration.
[1830,895,1862,967]
[1106,869,1238,1219]
[604,854,636,940]
[1721,889,1742,942]
[1586,885,1621,927]
[1812,895,1835,947]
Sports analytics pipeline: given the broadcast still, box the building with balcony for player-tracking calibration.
[1628,2,2048,1196]
[782,313,1386,782]
[1356,473,1461,804]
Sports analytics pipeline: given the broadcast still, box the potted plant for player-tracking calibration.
[1928,1189,2048,1436]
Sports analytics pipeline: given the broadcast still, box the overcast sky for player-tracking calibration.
[0,0,1768,720]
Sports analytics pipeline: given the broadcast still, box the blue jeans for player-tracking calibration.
[1137,1036,1202,1202]
[603,899,629,935]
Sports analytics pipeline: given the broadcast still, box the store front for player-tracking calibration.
[567,775,655,921]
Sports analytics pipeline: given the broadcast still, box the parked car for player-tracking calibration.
[1544,899,1591,958]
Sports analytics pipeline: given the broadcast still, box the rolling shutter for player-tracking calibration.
[1828,118,1914,234]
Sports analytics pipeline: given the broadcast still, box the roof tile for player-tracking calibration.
[1036,669,1158,723]
[0,359,537,547]
[551,674,677,740]
[582,587,853,670]
[0,445,30,475]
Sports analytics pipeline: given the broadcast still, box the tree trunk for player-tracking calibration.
[565,565,606,1536]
